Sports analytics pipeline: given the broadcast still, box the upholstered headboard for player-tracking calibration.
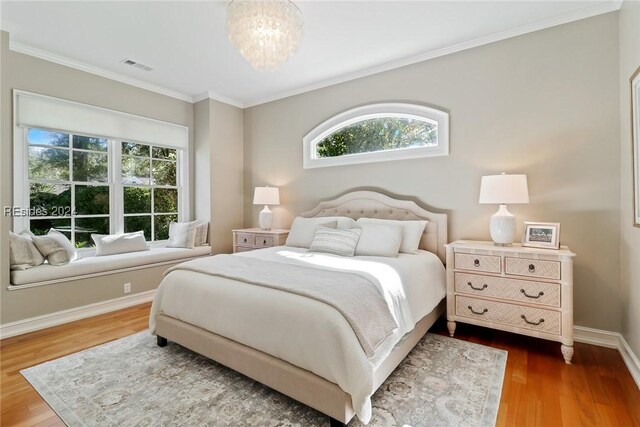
[300,191,448,262]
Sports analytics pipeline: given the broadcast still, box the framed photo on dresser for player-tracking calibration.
[522,222,560,249]
[631,65,640,227]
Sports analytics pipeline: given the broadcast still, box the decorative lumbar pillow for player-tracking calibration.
[354,222,403,257]
[285,217,339,248]
[195,221,209,246]
[357,218,428,254]
[32,229,79,266]
[92,231,149,256]
[167,221,198,248]
[9,231,46,270]
[309,227,362,257]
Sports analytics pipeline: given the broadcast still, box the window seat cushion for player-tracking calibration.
[10,246,211,287]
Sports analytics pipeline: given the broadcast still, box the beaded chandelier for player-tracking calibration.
[226,0,303,72]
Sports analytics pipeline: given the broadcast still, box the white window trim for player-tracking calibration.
[12,90,190,249]
[303,103,449,169]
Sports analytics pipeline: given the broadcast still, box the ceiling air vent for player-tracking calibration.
[120,58,153,72]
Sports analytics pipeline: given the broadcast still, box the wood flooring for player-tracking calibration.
[1,303,639,426]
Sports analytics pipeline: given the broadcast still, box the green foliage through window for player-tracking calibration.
[316,116,437,158]
[25,128,182,247]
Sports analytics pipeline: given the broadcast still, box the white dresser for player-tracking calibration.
[445,240,576,364]
[232,228,289,253]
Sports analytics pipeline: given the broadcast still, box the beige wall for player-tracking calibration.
[619,1,640,356]
[244,13,622,332]
[194,98,245,254]
[210,99,244,254]
[0,31,195,324]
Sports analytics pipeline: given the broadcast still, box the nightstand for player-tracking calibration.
[232,228,289,253]
[445,240,576,364]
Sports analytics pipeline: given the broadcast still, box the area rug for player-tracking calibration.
[22,332,506,427]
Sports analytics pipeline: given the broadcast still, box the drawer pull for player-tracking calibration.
[474,259,480,267]
[520,289,544,299]
[521,315,544,326]
[263,239,267,245]
[467,282,488,291]
[528,264,536,273]
[243,238,247,243]
[468,305,488,315]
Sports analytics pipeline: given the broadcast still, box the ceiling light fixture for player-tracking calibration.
[226,0,303,72]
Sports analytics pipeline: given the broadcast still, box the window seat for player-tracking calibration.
[10,246,211,288]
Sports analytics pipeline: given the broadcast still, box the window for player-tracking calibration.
[303,103,449,169]
[122,142,179,241]
[13,90,189,249]
[27,129,110,248]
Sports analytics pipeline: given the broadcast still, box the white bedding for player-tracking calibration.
[149,246,446,423]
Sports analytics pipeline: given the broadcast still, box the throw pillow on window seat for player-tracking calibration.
[9,231,46,270]
[32,229,80,266]
[167,221,198,248]
[92,231,149,256]
[194,221,209,246]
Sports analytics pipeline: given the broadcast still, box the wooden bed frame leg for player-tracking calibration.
[329,417,346,427]
[157,336,168,347]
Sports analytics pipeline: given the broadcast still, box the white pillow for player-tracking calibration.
[167,221,198,248]
[356,218,428,254]
[92,231,149,256]
[32,229,80,265]
[309,227,362,257]
[195,221,209,246]
[354,223,403,257]
[9,231,46,270]
[285,217,340,248]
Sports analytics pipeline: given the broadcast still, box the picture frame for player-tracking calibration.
[631,65,640,227]
[522,222,560,249]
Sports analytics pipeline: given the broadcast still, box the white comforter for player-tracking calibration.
[150,246,446,423]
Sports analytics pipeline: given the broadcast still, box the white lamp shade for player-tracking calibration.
[479,174,529,204]
[253,187,280,205]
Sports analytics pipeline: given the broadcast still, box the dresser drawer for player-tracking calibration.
[454,273,560,307]
[234,246,254,252]
[505,257,561,280]
[235,233,254,246]
[456,296,561,335]
[454,253,501,273]
[254,235,275,248]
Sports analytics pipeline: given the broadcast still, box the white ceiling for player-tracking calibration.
[0,1,620,107]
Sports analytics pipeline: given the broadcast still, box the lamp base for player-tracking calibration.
[489,204,516,245]
[259,205,273,230]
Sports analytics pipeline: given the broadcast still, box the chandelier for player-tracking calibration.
[226,0,303,72]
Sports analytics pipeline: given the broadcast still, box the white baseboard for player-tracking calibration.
[574,325,640,389]
[573,325,620,348]
[619,334,640,388]
[0,290,156,339]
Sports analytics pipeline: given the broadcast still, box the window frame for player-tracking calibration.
[14,128,188,252]
[303,103,449,169]
[25,128,112,248]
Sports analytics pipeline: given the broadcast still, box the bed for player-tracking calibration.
[150,191,448,426]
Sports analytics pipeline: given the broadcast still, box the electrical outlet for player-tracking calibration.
[123,283,131,294]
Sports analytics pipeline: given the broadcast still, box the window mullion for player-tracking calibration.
[112,140,123,234]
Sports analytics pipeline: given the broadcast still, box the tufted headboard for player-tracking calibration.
[300,191,448,263]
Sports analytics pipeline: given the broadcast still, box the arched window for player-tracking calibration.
[303,103,449,169]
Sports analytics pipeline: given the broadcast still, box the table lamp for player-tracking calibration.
[253,186,280,230]
[479,174,529,245]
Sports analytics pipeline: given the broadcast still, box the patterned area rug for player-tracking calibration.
[22,331,506,427]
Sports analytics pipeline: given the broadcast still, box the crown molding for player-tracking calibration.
[241,0,622,108]
[193,91,244,109]
[8,0,622,110]
[9,41,195,103]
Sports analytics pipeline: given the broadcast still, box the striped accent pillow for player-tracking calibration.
[309,227,362,257]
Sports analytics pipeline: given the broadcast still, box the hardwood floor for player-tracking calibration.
[1,304,639,426]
